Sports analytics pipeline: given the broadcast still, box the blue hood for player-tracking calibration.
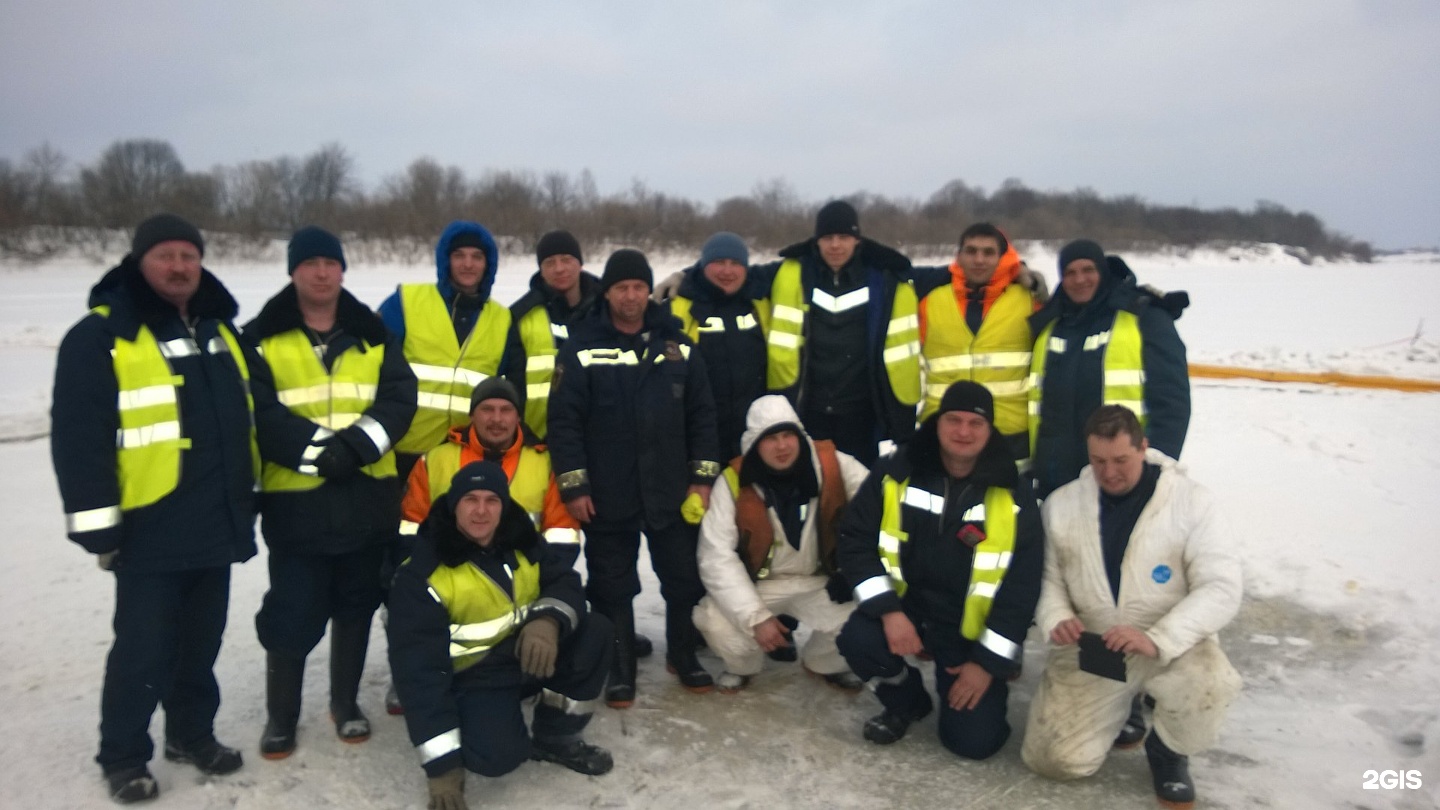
[434,220,500,302]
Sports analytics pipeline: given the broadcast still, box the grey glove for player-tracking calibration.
[1016,262,1050,305]
[651,270,684,303]
[516,616,560,679]
[427,767,467,810]
[97,551,118,571]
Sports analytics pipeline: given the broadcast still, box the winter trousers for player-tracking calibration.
[802,405,878,467]
[1022,637,1242,780]
[255,545,386,659]
[837,609,1012,760]
[451,613,613,777]
[692,576,854,676]
[583,520,705,614]
[97,566,231,772]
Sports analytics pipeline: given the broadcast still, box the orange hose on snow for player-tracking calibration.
[1189,364,1440,393]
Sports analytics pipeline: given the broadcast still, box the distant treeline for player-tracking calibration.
[0,138,1371,262]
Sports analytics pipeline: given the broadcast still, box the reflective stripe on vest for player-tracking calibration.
[516,305,557,439]
[876,476,1017,642]
[1027,310,1146,454]
[396,284,511,454]
[96,306,258,511]
[259,329,397,492]
[919,283,1033,437]
[424,441,552,529]
[765,259,921,404]
[427,552,541,672]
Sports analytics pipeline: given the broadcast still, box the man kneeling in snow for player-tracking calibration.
[388,462,613,810]
[1022,405,1242,809]
[692,396,870,693]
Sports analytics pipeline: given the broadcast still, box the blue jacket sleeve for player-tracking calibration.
[377,289,405,342]
[1139,306,1190,459]
[50,315,123,554]
[682,346,721,484]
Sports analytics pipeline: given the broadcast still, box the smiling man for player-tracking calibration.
[1022,405,1242,809]
[1027,239,1191,498]
[243,227,417,760]
[834,381,1043,759]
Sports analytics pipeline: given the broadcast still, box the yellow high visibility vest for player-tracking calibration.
[670,295,772,342]
[98,305,260,511]
[423,441,552,528]
[919,283,1033,435]
[877,476,1016,641]
[428,550,541,672]
[1028,310,1146,454]
[515,305,559,440]
[765,259,920,404]
[257,329,397,492]
[396,284,511,454]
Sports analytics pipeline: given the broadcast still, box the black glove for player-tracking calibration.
[826,572,853,604]
[314,439,363,480]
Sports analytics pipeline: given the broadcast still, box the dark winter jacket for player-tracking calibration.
[387,497,586,777]
[836,416,1044,677]
[375,220,526,396]
[51,256,281,572]
[243,285,418,555]
[547,301,721,530]
[672,263,768,460]
[508,269,603,339]
[754,237,918,445]
[1029,256,1190,498]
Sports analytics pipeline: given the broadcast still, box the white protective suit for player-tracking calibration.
[1022,449,1243,780]
[693,396,871,677]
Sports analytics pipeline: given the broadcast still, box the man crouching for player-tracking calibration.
[388,461,613,810]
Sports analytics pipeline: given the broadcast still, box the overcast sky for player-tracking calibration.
[3,1,1436,248]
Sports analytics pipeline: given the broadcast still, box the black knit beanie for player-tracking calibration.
[287,226,346,274]
[131,213,204,261]
[937,380,995,425]
[536,230,583,267]
[447,461,510,511]
[1057,239,1108,279]
[469,377,521,414]
[600,248,653,292]
[814,200,860,238]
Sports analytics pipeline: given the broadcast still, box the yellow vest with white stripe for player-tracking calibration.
[670,295,773,342]
[877,477,1017,641]
[396,284,512,454]
[428,551,541,672]
[423,442,552,529]
[765,259,921,405]
[97,305,260,511]
[1027,310,1146,454]
[258,330,397,492]
[919,283,1033,435]
[515,305,559,439]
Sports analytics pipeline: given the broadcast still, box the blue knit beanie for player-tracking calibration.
[288,226,346,274]
[699,232,749,267]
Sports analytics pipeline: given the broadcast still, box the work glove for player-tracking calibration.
[314,438,363,480]
[97,551,118,571]
[680,491,707,525]
[1015,262,1050,305]
[426,767,467,810]
[825,572,853,604]
[516,616,560,679]
[651,270,684,303]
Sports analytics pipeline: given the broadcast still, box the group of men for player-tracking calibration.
[51,203,1240,810]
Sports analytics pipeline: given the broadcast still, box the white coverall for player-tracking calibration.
[1022,449,1243,780]
[692,396,871,677]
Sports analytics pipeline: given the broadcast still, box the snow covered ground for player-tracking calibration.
[1,245,1437,809]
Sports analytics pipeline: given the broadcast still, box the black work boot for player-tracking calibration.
[104,765,159,804]
[531,696,614,775]
[1114,693,1148,750]
[163,737,243,775]
[863,666,933,744]
[328,616,372,743]
[599,602,637,708]
[260,652,305,760]
[1145,731,1196,809]
[664,604,713,693]
[634,632,654,658]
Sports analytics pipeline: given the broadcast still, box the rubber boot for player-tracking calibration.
[1145,731,1197,809]
[328,616,372,743]
[600,602,637,708]
[260,652,305,759]
[864,665,933,744]
[634,633,654,659]
[1114,693,1148,749]
[664,603,713,693]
